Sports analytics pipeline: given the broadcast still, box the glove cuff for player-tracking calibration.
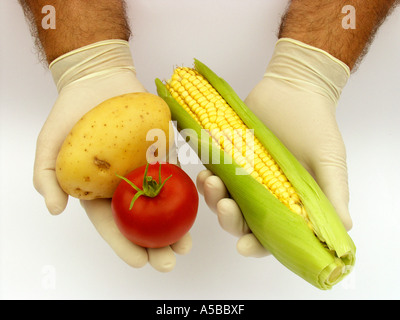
[265,38,350,104]
[49,39,136,92]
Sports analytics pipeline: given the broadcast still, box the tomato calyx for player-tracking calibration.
[116,163,172,210]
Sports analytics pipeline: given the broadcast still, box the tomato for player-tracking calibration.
[111,163,199,248]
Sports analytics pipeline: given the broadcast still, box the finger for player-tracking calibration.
[195,170,213,195]
[202,175,229,213]
[236,233,270,258]
[313,162,353,231]
[81,199,148,268]
[148,246,176,272]
[33,159,68,215]
[216,198,250,237]
[170,233,192,255]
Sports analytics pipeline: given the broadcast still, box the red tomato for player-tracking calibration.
[111,163,199,248]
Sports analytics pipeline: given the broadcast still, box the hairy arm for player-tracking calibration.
[279,0,399,70]
[19,0,131,64]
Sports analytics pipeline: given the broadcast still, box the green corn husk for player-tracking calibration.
[155,59,355,289]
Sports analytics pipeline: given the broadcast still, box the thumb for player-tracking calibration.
[313,158,352,231]
[33,134,68,215]
[33,168,68,215]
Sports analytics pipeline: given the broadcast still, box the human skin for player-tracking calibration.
[278,0,398,70]
[19,0,131,64]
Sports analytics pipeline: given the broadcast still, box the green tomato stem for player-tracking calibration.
[116,163,172,210]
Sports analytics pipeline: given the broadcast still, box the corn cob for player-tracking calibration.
[155,59,355,289]
[166,66,311,226]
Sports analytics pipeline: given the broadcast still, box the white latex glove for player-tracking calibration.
[33,40,191,272]
[197,38,352,258]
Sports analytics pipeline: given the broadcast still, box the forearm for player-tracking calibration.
[19,0,131,64]
[278,0,398,70]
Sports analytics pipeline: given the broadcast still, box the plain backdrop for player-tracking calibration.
[1,0,399,300]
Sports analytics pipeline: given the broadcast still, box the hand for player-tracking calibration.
[33,40,191,271]
[81,199,192,272]
[197,38,352,258]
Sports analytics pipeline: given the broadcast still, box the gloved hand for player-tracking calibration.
[197,38,352,258]
[33,39,191,272]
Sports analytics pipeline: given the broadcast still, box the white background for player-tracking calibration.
[1,0,399,299]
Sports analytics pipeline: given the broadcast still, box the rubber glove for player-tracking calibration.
[33,39,191,272]
[197,38,352,258]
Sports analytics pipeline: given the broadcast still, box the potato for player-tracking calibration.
[56,92,172,200]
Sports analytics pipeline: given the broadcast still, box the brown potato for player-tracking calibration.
[56,92,172,199]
